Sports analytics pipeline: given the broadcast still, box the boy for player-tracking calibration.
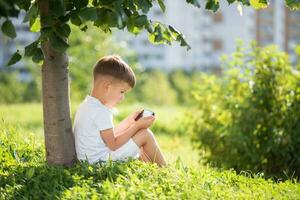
[73,55,166,167]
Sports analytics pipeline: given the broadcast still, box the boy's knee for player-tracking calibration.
[137,129,154,140]
[146,128,155,137]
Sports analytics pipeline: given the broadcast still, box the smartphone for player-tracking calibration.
[134,109,155,121]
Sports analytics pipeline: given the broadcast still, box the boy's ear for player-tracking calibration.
[103,79,113,92]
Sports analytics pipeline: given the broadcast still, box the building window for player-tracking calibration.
[212,39,223,51]
[212,12,223,23]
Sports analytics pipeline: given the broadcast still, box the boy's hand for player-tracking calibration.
[135,116,155,129]
[126,110,143,125]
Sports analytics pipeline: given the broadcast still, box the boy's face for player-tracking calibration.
[105,80,131,108]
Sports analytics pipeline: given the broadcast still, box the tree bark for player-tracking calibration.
[39,0,76,166]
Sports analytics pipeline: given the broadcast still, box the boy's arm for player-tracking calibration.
[100,116,155,151]
[114,110,143,135]
[100,124,139,151]
[114,118,131,134]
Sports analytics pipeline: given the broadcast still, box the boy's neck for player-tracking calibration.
[90,90,106,106]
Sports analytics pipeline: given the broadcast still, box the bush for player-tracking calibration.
[189,42,300,178]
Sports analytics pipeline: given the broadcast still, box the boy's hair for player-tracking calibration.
[93,55,136,88]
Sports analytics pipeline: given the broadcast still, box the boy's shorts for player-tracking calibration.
[109,138,140,161]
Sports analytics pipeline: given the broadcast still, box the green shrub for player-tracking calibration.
[189,42,300,178]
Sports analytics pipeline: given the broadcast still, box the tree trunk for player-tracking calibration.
[40,0,76,166]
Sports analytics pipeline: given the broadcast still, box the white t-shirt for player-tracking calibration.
[73,95,113,163]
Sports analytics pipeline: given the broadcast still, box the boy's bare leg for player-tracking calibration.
[139,147,152,163]
[132,129,167,167]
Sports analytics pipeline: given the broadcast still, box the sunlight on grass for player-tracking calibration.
[156,134,199,167]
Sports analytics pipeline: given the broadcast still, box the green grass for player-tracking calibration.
[0,103,300,199]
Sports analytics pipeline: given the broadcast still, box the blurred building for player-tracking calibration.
[256,1,300,62]
[0,1,299,72]
[120,0,300,70]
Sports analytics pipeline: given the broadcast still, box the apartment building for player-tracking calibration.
[0,1,299,71]
[256,0,300,62]
[121,0,299,70]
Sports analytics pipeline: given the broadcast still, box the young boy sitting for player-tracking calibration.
[73,55,166,167]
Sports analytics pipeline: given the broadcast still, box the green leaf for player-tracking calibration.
[149,23,164,44]
[135,15,148,27]
[237,0,251,6]
[15,0,31,10]
[55,23,71,38]
[79,7,98,21]
[227,0,236,4]
[7,50,22,66]
[135,0,152,13]
[250,0,268,9]
[80,25,88,32]
[295,45,300,55]
[65,0,75,11]
[40,16,56,27]
[115,7,127,29]
[1,19,16,39]
[58,13,71,24]
[24,40,44,63]
[163,29,173,44]
[157,0,166,12]
[148,22,191,49]
[127,15,148,34]
[146,21,154,33]
[168,25,180,37]
[25,41,39,57]
[186,0,201,8]
[71,12,82,26]
[99,25,111,33]
[285,0,300,10]
[49,33,69,53]
[49,0,65,17]
[177,34,191,50]
[41,27,52,40]
[30,18,41,32]
[26,168,35,179]
[23,4,38,23]
[127,17,135,33]
[106,11,120,27]
[205,0,220,12]
[32,48,44,63]
[74,0,89,9]
[94,8,107,27]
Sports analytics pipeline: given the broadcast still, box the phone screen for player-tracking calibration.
[134,109,155,121]
[143,109,155,117]
[134,110,144,121]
